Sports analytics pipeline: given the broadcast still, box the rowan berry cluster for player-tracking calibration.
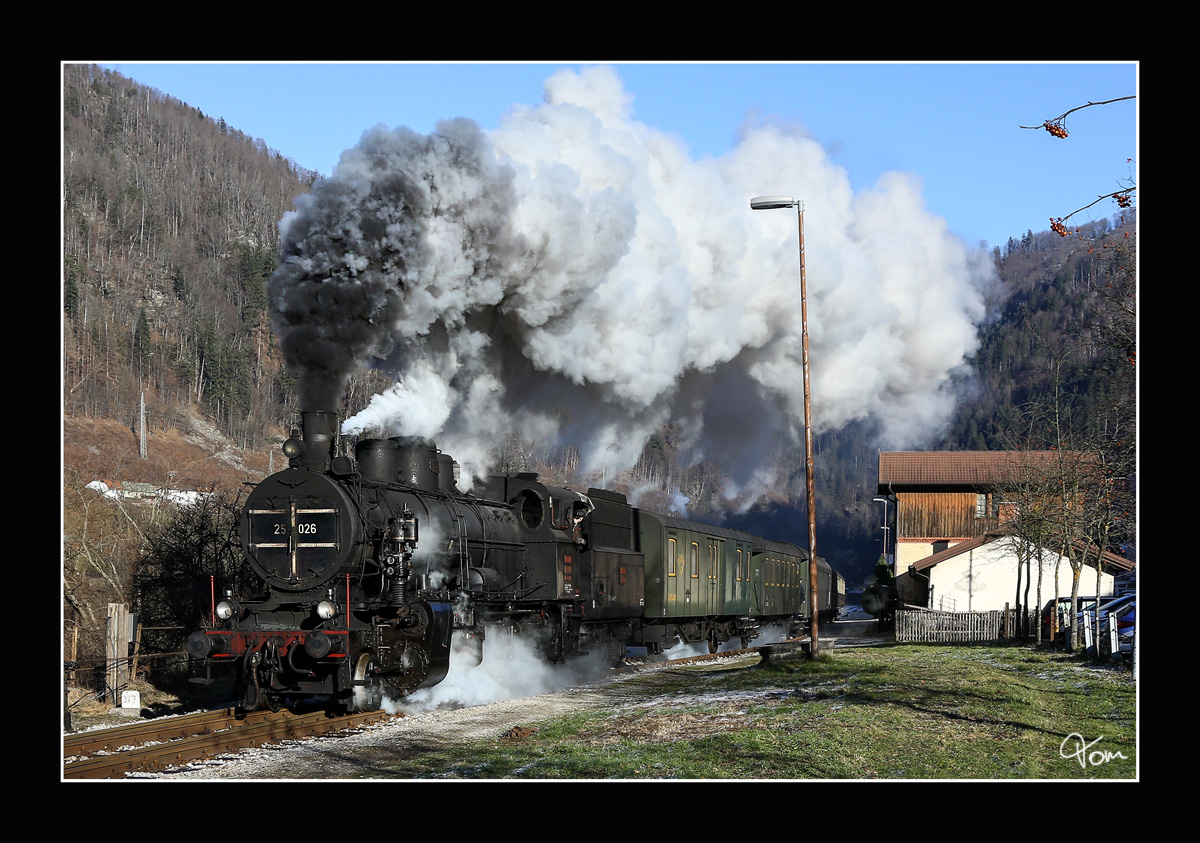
[1043,121,1069,139]
[1114,192,1133,208]
[1050,218,1071,237]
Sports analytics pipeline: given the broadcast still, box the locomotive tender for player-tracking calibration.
[187,410,839,714]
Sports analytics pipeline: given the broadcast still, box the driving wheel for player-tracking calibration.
[352,651,384,712]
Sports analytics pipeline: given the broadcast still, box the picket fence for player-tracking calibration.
[895,608,1004,643]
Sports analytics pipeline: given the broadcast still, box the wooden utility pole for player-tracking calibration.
[106,603,131,703]
[65,624,78,682]
[796,204,819,658]
[139,391,147,459]
[750,196,819,657]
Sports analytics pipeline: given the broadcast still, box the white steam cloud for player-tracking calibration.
[398,628,611,712]
[270,66,994,492]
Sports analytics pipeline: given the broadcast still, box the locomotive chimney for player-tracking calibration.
[284,410,339,470]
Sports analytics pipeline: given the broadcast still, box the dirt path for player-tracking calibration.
[139,677,627,779]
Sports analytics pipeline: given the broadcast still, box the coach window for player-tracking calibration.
[690,542,699,578]
[736,548,743,582]
[668,536,678,576]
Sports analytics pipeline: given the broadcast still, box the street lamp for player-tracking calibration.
[872,495,891,574]
[750,194,819,657]
[749,196,798,210]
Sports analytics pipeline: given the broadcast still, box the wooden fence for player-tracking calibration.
[895,608,1002,643]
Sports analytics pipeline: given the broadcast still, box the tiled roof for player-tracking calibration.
[911,533,1135,573]
[911,534,991,571]
[878,451,1063,487]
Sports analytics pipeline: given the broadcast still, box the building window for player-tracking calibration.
[976,493,996,518]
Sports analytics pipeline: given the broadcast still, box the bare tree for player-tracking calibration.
[133,484,254,671]
[994,335,1129,648]
[996,453,1057,642]
[62,460,167,688]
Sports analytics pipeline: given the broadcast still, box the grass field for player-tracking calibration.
[371,643,1137,780]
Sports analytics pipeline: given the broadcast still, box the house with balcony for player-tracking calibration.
[876,451,1134,613]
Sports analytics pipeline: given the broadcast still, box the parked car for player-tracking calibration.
[1041,596,1101,639]
[1078,593,1136,636]
[1112,601,1135,635]
[1115,601,1136,660]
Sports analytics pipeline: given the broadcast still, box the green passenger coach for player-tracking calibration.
[630,509,812,654]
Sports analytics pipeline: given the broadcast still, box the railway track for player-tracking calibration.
[61,657,742,780]
[62,640,831,780]
[62,707,401,779]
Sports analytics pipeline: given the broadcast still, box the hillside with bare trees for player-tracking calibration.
[63,63,320,449]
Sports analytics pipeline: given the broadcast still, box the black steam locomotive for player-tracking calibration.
[187,411,840,715]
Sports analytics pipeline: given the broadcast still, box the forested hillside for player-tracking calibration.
[61,63,1136,591]
[62,63,317,447]
[940,221,1136,452]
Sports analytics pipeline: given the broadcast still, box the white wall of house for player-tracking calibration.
[924,540,1116,613]
[897,541,951,569]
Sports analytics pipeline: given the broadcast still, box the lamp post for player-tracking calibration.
[872,495,891,574]
[750,195,819,657]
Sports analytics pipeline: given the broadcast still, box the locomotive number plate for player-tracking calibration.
[249,503,338,582]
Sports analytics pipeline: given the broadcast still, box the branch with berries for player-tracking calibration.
[1023,95,1137,237]
[1020,95,1135,139]
[1050,187,1136,236]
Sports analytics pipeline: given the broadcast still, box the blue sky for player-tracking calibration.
[92,61,1137,252]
